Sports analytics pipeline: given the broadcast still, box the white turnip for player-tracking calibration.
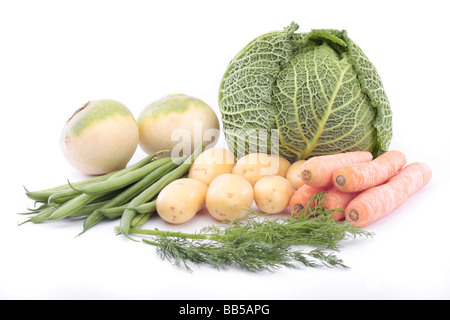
[60,99,139,175]
[137,94,220,157]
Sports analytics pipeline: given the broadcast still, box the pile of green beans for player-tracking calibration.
[20,145,203,236]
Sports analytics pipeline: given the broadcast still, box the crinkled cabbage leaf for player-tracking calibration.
[219,22,392,161]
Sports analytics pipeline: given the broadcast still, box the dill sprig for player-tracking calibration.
[143,236,350,272]
[119,192,373,272]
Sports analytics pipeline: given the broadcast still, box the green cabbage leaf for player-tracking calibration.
[219,22,392,161]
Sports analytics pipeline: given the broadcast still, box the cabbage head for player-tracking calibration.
[218,22,392,161]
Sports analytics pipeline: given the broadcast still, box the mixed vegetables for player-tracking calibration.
[19,23,432,272]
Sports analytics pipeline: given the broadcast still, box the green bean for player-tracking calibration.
[97,208,155,225]
[21,191,119,225]
[25,171,118,202]
[46,158,170,204]
[119,145,203,237]
[18,202,52,215]
[134,201,157,214]
[67,201,109,218]
[78,161,177,235]
[131,212,153,228]
[95,207,125,219]
[49,193,102,221]
[24,176,106,202]
[47,187,83,204]
[106,151,160,179]
[20,149,195,235]
[94,161,174,210]
[79,157,172,195]
[95,200,156,219]
[48,156,170,203]
[77,212,105,236]
[25,201,107,222]
[24,152,159,203]
[19,205,58,225]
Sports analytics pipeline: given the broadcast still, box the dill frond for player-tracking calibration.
[128,192,373,272]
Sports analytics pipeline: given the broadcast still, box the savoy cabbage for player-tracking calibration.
[218,22,392,161]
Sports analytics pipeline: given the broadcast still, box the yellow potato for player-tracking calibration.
[156,178,208,224]
[188,147,236,186]
[206,173,254,221]
[286,160,306,189]
[232,153,291,186]
[254,175,294,214]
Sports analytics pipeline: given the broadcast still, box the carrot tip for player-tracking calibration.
[348,209,359,221]
[335,175,346,187]
[301,170,311,181]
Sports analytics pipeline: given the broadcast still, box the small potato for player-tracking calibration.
[156,178,208,224]
[286,160,306,189]
[254,175,294,214]
[188,147,236,186]
[206,173,254,221]
[232,153,291,186]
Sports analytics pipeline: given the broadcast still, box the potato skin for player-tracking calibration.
[286,160,306,189]
[232,153,291,186]
[254,175,294,214]
[156,178,208,224]
[206,174,254,221]
[188,147,236,186]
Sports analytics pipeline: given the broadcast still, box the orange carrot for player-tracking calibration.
[288,184,328,215]
[300,151,373,187]
[288,185,357,221]
[323,187,359,221]
[332,150,407,193]
[345,162,432,228]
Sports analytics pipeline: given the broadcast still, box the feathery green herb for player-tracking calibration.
[119,192,373,272]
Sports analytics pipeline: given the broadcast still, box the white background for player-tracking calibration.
[1,0,449,300]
